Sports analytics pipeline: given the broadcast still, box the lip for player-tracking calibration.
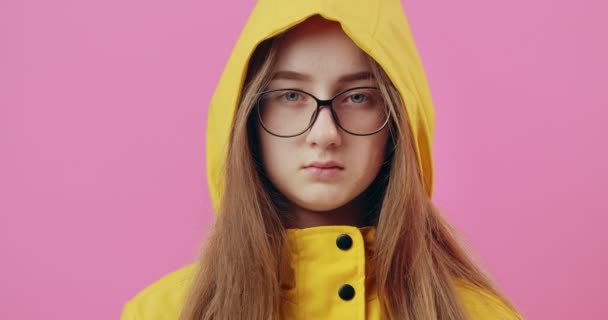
[303,161,344,169]
[302,161,344,179]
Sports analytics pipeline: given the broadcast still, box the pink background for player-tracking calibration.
[1,0,606,318]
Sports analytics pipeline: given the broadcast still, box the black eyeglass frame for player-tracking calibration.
[255,86,391,138]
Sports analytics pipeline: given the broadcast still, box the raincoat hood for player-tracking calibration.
[206,0,436,211]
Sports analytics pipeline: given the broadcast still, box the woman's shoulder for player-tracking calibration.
[453,279,524,320]
[120,263,197,320]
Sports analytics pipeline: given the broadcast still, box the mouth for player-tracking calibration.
[303,160,344,169]
[302,161,344,179]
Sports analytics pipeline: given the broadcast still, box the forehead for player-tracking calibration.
[273,17,371,77]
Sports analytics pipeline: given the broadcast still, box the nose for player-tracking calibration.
[305,105,342,148]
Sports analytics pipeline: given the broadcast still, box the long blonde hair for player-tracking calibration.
[180,34,517,319]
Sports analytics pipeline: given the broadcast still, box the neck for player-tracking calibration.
[284,196,368,229]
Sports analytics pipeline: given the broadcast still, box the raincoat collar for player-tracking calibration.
[282,225,379,309]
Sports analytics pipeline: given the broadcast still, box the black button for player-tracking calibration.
[338,284,355,301]
[336,234,353,250]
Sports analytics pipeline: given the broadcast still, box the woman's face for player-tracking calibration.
[257,18,390,221]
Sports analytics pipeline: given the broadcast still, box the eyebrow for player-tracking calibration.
[270,70,375,82]
[337,71,375,83]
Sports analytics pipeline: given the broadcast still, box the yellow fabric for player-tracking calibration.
[122,1,524,318]
[121,226,522,319]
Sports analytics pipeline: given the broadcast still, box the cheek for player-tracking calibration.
[257,128,293,180]
[355,131,389,171]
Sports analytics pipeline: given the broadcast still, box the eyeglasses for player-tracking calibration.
[255,86,390,137]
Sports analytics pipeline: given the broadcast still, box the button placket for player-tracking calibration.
[334,230,366,312]
[289,227,367,318]
[336,233,356,302]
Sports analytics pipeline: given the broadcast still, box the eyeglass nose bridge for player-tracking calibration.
[315,98,334,107]
[307,96,342,129]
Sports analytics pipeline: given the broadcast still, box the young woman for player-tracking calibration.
[121,1,523,319]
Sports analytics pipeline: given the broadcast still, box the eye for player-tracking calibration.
[348,93,368,103]
[282,91,301,101]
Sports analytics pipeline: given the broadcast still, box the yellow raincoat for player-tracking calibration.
[121,0,523,319]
